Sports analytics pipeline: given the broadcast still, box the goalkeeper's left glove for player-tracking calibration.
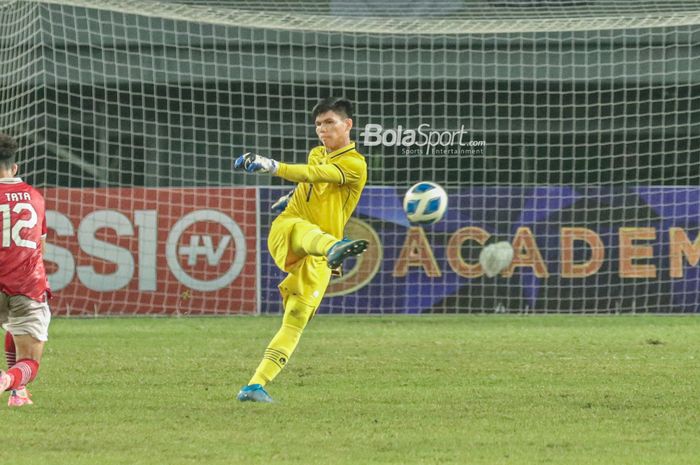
[234,152,278,174]
[271,188,295,214]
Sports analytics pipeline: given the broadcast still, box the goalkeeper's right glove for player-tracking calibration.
[271,188,295,213]
[234,152,278,174]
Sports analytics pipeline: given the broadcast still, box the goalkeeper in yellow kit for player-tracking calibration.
[234,97,368,403]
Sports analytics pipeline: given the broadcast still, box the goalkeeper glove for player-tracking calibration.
[271,188,295,213]
[234,152,278,174]
[479,241,514,278]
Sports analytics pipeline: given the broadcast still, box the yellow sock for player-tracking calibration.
[249,296,316,386]
[290,221,338,257]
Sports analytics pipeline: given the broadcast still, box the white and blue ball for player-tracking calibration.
[403,181,448,225]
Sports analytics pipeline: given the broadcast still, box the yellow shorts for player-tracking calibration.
[268,215,332,308]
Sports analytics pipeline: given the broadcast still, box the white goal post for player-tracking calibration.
[1,0,699,314]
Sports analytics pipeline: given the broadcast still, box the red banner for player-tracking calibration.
[43,188,257,315]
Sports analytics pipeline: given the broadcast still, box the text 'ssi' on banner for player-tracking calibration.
[43,188,257,315]
[260,186,700,314]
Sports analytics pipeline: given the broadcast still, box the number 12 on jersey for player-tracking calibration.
[0,202,38,249]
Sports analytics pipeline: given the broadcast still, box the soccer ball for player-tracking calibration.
[479,241,514,277]
[403,181,448,225]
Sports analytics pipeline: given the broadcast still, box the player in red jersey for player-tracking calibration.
[0,133,51,407]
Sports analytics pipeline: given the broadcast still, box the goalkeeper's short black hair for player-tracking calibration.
[312,97,353,120]
[0,133,18,170]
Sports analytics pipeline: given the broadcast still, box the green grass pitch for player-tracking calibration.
[1,315,698,465]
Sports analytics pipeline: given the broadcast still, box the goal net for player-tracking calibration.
[2,0,699,314]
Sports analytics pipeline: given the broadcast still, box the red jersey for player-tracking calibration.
[0,178,49,302]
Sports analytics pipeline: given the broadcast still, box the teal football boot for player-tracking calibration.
[237,384,274,403]
[326,238,368,269]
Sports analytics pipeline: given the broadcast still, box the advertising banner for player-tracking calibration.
[44,188,257,315]
[40,186,699,315]
[260,186,700,314]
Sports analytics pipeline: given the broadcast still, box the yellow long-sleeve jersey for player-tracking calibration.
[274,142,367,239]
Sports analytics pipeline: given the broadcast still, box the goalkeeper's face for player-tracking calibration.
[315,110,352,152]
